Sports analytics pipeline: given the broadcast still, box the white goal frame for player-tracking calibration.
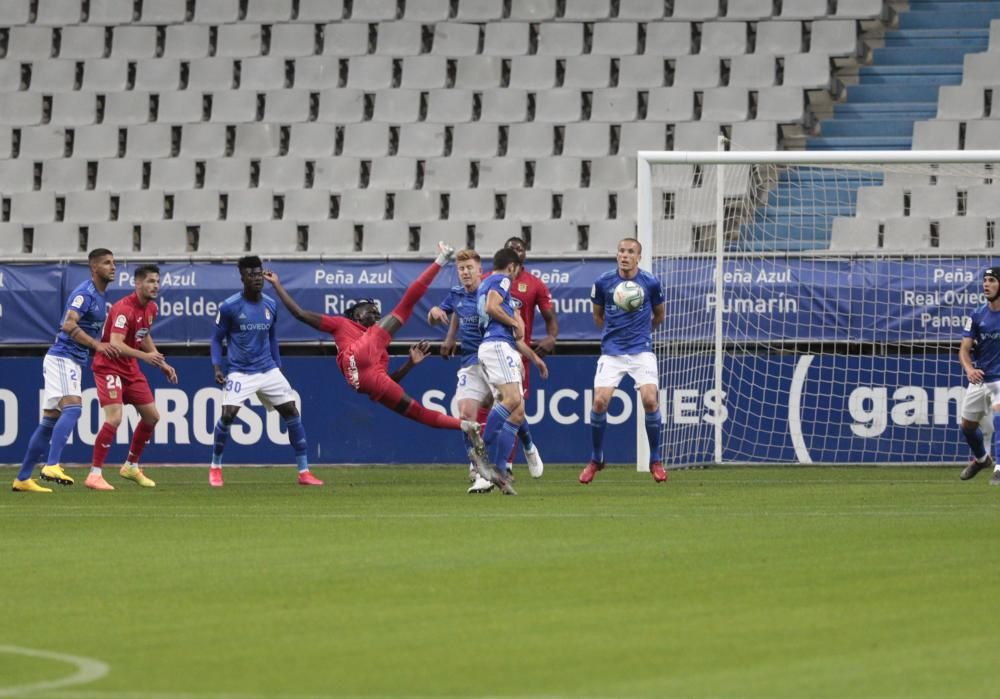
[634,149,1000,470]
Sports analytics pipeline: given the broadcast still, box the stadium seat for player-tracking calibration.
[186,59,236,90]
[939,217,988,250]
[563,56,613,89]
[651,221,695,254]
[0,0,32,24]
[967,185,1000,216]
[537,23,585,56]
[756,86,807,123]
[306,220,357,254]
[671,0,720,20]
[216,24,264,58]
[139,221,189,255]
[483,23,531,56]
[339,189,387,222]
[504,189,554,222]
[729,54,778,88]
[779,0,829,19]
[730,121,780,150]
[644,22,692,57]
[87,222,136,253]
[937,86,985,120]
[263,89,311,123]
[912,120,960,150]
[0,128,14,162]
[424,158,472,190]
[591,157,636,189]
[40,160,87,193]
[119,190,165,222]
[417,221,469,252]
[150,158,197,191]
[316,89,365,123]
[192,0,239,23]
[562,123,612,157]
[88,0,133,23]
[9,192,56,224]
[909,185,958,219]
[240,57,289,91]
[283,190,335,221]
[298,0,345,20]
[783,54,836,90]
[362,221,411,252]
[448,189,497,221]
[674,122,723,151]
[393,190,441,222]
[349,0,398,21]
[562,189,611,222]
[172,190,221,222]
[590,88,639,122]
[509,57,558,90]
[811,20,861,57]
[455,0,504,21]
[474,220,523,250]
[322,23,371,56]
[377,22,424,56]
[533,158,582,190]
[139,0,186,23]
[125,124,173,159]
[288,124,338,157]
[134,59,182,91]
[431,23,480,57]
[259,157,307,192]
[426,90,475,123]
[480,89,529,122]
[197,221,247,254]
[700,88,750,122]
[755,21,804,55]
[0,62,23,91]
[370,156,418,190]
[593,23,639,55]
[506,123,555,157]
[159,92,207,123]
[346,56,395,90]
[28,60,75,92]
[252,221,302,253]
[246,0,293,22]
[64,192,111,223]
[8,27,54,61]
[226,190,275,222]
[20,126,68,159]
[508,0,557,20]
[725,0,774,20]
[96,159,144,192]
[828,217,879,251]
[31,224,82,256]
[269,24,317,58]
[296,57,343,89]
[0,93,43,126]
[401,0,448,20]
[535,89,583,123]
[856,186,904,219]
[81,59,129,92]
[835,0,887,19]
[454,57,503,88]
[61,27,109,60]
[401,56,449,89]
[645,87,696,121]
[0,160,36,193]
[673,56,722,89]
[452,123,501,158]
[164,25,211,59]
[475,158,523,189]
[110,26,157,59]
[37,0,83,25]
[964,120,1000,150]
[341,123,392,158]
[587,220,635,253]
[233,123,281,158]
[204,158,252,190]
[701,22,748,56]
[313,156,362,189]
[529,220,580,253]
[372,89,422,123]
[103,92,151,126]
[883,218,931,251]
[619,122,668,154]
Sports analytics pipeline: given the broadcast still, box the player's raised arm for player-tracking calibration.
[390,340,431,382]
[262,270,326,331]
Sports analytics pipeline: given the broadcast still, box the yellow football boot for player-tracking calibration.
[120,465,156,488]
[12,478,53,493]
[40,464,75,485]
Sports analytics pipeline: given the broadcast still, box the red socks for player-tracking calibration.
[92,422,117,468]
[127,420,156,464]
[401,400,462,430]
[390,261,442,325]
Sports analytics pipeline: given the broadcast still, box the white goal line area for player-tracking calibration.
[634,150,1000,469]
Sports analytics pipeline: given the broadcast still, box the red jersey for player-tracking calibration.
[509,268,553,345]
[319,314,390,376]
[92,292,158,375]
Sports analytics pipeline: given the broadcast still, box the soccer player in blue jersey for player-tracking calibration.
[580,237,666,485]
[209,255,322,488]
[958,265,1000,486]
[475,248,549,495]
[429,249,546,493]
[13,248,121,493]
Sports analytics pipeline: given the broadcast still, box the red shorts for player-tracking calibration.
[94,368,154,407]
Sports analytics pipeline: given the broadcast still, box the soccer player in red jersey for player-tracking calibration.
[263,243,485,453]
[483,236,559,477]
[88,264,178,491]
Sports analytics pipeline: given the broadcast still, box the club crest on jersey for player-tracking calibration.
[109,390,117,399]
[517,283,528,293]
[265,309,271,320]
[114,314,127,329]
[71,294,85,308]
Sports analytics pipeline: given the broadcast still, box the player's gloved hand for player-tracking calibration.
[214,366,226,385]
[533,335,556,357]
[427,307,449,325]
[96,341,121,358]
[409,340,431,365]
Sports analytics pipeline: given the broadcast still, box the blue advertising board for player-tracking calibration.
[0,353,974,466]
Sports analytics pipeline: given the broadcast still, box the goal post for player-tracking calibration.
[636,149,1000,468]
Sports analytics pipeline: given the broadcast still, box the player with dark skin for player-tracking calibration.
[213,262,300,427]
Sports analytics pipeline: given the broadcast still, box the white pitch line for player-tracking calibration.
[0,646,109,698]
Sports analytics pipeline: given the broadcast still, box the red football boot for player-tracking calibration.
[579,460,604,484]
[650,461,668,483]
[298,471,324,486]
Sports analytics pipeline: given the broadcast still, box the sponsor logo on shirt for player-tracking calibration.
[71,294,85,308]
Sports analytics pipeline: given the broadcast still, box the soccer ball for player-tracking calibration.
[613,280,645,312]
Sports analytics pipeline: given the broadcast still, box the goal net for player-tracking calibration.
[637,150,1000,467]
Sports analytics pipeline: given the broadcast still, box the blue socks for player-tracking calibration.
[495,421,519,473]
[964,425,987,460]
[212,419,230,466]
[18,416,57,481]
[645,409,663,463]
[590,410,607,463]
[484,404,511,448]
[517,422,534,451]
[46,404,81,467]
[285,416,310,472]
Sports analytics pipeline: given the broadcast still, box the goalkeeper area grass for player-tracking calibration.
[1,465,998,699]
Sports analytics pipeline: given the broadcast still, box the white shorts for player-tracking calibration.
[477,341,523,388]
[594,352,659,389]
[961,381,1000,423]
[222,368,296,412]
[456,363,491,402]
[41,353,83,410]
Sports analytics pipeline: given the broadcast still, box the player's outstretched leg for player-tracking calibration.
[384,242,455,330]
[13,415,57,493]
[40,404,80,486]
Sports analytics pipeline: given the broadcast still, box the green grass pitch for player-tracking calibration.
[2,465,999,698]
